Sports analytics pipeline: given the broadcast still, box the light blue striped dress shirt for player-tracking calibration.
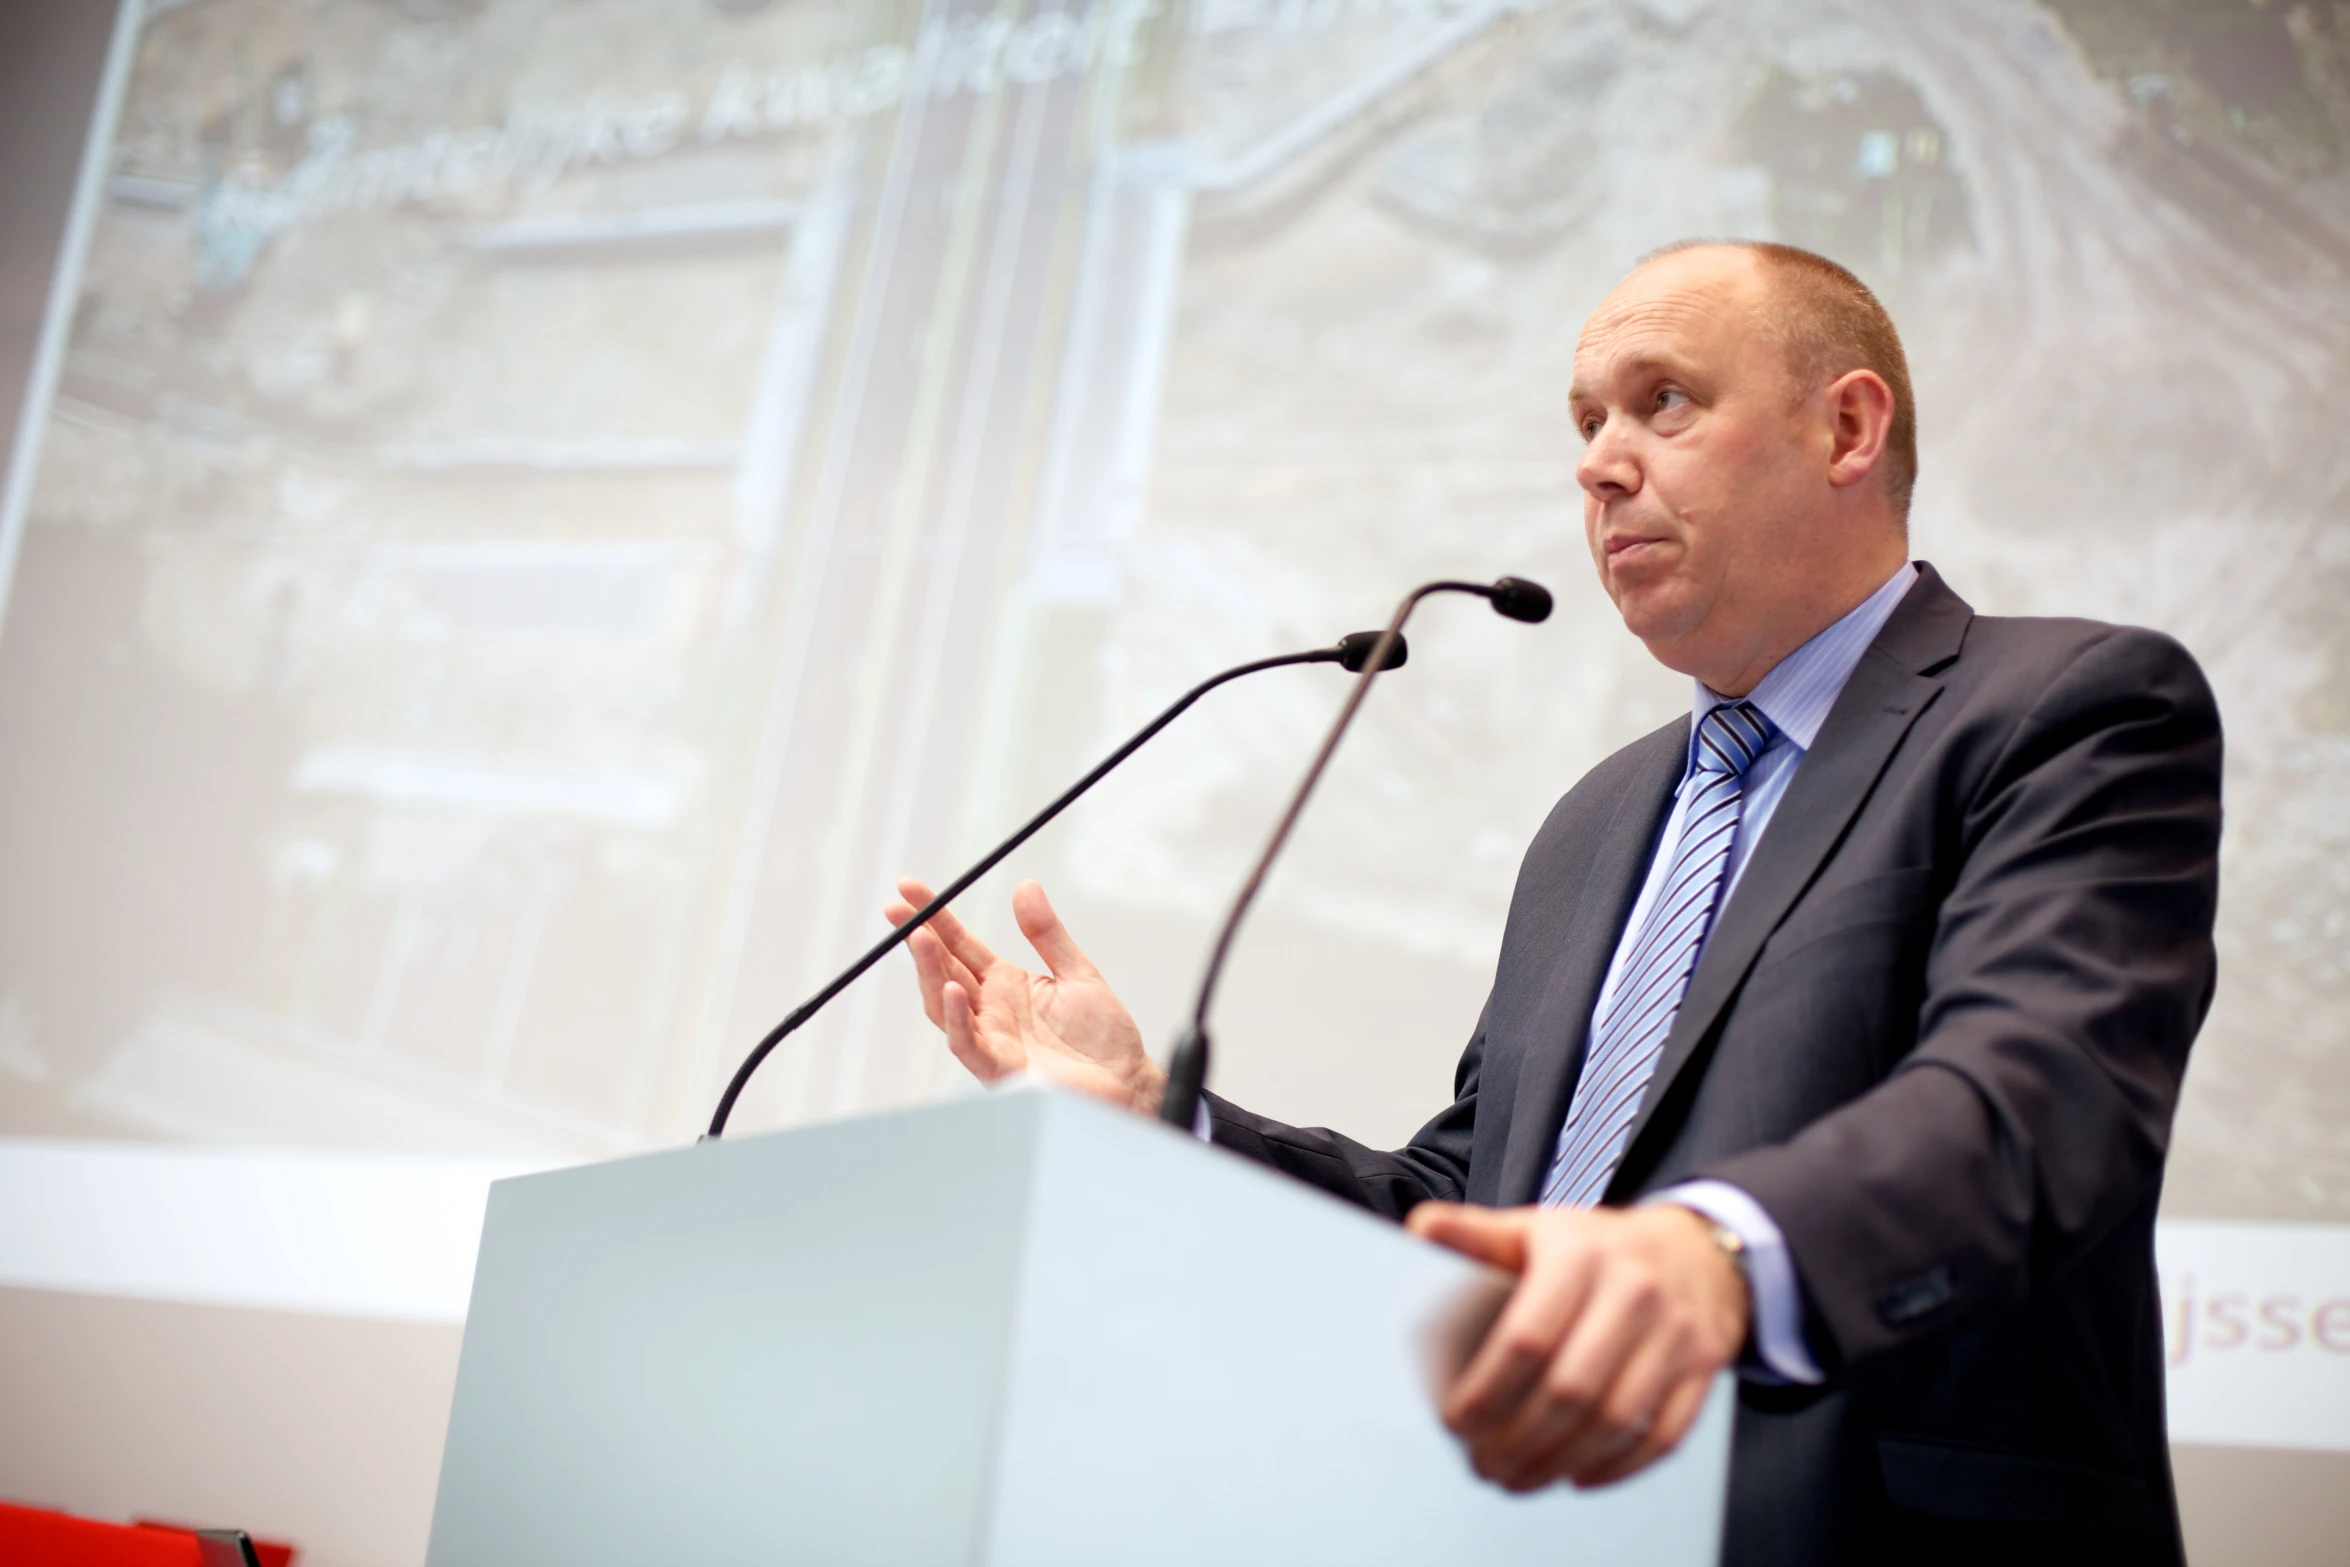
[1616,561,1919,1384]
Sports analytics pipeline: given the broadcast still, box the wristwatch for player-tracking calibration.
[1698,1214,1754,1303]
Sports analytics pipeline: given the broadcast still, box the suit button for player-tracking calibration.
[1876,1264,1956,1327]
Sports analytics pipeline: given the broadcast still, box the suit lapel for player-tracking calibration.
[1608,565,1974,1188]
[1493,722,1685,1206]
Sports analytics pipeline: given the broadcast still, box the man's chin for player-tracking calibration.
[1615,616,1721,684]
[1610,586,1704,651]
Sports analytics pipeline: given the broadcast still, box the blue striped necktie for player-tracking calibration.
[1542,700,1778,1209]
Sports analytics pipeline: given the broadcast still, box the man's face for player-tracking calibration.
[1569,250,1829,684]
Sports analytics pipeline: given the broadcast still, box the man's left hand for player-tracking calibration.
[1405,1202,1748,1490]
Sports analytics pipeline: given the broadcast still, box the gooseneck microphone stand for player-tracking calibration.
[1159,577,1553,1131]
[705,630,1411,1139]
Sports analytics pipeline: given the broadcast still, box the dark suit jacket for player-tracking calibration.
[1204,564,2222,1566]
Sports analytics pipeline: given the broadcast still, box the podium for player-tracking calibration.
[425,1087,1733,1565]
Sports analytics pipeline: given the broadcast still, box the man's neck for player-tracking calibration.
[1693,555,1911,698]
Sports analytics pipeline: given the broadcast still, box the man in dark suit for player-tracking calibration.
[885,241,2221,1564]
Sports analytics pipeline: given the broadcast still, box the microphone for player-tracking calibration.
[1487,576,1554,624]
[1158,577,1552,1130]
[705,627,1412,1137]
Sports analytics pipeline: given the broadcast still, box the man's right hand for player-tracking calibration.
[883,877,1165,1116]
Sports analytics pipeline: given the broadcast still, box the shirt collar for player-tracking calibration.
[1688,561,1919,762]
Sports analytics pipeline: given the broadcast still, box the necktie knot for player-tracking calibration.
[1694,701,1775,779]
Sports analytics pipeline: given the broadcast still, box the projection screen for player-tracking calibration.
[2,0,2347,1463]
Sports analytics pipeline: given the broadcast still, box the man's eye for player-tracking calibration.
[1655,387,1690,412]
[1578,414,1604,440]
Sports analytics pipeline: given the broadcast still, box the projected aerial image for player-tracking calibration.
[1,0,2345,1228]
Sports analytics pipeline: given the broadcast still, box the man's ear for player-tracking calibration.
[1823,368,1895,491]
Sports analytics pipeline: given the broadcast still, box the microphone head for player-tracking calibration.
[1487,576,1553,624]
[1336,630,1409,672]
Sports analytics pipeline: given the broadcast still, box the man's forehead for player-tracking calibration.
[1572,251,1766,394]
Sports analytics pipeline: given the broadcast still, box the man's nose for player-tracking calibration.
[1577,422,1639,501]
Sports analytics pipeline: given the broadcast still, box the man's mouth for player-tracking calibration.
[1604,533,1667,562]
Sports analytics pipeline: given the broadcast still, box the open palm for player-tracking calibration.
[884,877,1163,1114]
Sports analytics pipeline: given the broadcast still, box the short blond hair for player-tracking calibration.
[1644,240,1918,520]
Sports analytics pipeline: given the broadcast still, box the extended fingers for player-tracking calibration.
[894,877,1001,976]
[1010,880,1101,982]
[903,926,977,1029]
[940,981,1019,1082]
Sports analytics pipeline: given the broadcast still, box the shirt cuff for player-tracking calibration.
[1192,1095,1212,1142]
[1649,1179,1824,1385]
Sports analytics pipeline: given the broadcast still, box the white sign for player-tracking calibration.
[2158,1219,2350,1452]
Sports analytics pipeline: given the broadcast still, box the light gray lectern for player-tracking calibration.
[426,1086,1733,1566]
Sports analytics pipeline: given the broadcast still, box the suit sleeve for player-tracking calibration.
[1701,627,2222,1369]
[1201,1004,1485,1222]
